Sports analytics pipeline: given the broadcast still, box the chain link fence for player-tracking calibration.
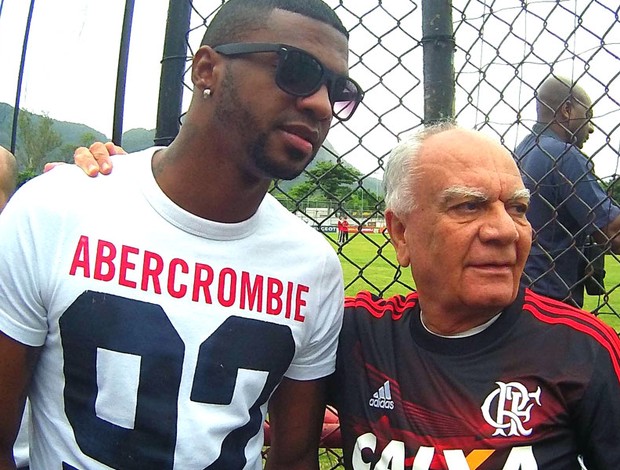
[3,0,620,466]
[176,2,620,321]
[177,1,620,321]
[182,0,620,464]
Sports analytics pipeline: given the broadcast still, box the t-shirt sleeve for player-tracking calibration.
[284,251,344,381]
[0,177,52,347]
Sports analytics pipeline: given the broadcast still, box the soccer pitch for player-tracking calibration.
[329,232,620,333]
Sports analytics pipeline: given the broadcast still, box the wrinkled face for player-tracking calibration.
[212,9,350,181]
[568,94,594,149]
[391,129,532,315]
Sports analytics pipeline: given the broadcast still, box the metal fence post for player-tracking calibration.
[155,0,192,146]
[112,0,135,146]
[9,0,36,155]
[421,0,455,124]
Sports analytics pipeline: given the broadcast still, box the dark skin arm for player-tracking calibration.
[0,332,39,470]
[592,214,620,253]
[264,377,328,470]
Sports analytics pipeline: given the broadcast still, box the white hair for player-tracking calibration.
[383,121,456,217]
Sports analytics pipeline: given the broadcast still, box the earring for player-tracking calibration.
[203,88,212,99]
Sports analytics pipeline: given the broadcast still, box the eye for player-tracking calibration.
[507,202,529,217]
[451,200,482,214]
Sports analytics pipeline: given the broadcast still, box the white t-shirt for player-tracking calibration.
[0,148,344,469]
[13,403,29,468]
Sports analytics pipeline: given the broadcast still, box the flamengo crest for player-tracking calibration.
[481,381,542,437]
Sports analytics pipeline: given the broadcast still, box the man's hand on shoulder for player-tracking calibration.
[43,141,125,177]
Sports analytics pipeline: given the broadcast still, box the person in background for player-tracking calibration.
[0,0,364,468]
[332,123,620,469]
[337,214,349,245]
[0,146,17,214]
[514,76,620,307]
[341,215,350,244]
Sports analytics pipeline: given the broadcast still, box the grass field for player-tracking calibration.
[328,232,620,333]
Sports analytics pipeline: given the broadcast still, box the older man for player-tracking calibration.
[331,123,620,469]
[0,0,364,468]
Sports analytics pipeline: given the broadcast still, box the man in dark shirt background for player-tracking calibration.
[515,76,620,307]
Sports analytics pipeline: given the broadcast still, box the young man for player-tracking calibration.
[514,76,620,307]
[0,1,364,468]
[332,124,620,469]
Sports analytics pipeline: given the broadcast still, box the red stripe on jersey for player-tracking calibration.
[344,291,419,320]
[523,289,620,382]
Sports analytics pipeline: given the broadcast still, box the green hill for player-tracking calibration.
[0,103,154,171]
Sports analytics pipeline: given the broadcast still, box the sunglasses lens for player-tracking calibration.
[277,47,363,121]
[332,78,362,120]
[278,50,323,95]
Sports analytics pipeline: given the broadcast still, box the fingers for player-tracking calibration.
[103,141,127,156]
[75,141,117,176]
[73,141,126,177]
[73,146,101,176]
[43,162,66,173]
[89,142,114,175]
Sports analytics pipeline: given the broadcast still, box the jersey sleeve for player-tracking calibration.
[573,329,620,468]
[284,251,344,381]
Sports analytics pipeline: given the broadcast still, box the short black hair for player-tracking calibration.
[201,0,348,47]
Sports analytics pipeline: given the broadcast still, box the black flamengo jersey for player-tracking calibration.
[331,288,620,469]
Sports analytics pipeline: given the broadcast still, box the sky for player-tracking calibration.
[1,0,619,179]
[0,0,169,135]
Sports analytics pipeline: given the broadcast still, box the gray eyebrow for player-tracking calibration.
[511,188,531,203]
[441,186,487,203]
[440,186,530,204]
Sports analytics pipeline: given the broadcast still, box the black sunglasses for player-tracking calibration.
[213,42,364,121]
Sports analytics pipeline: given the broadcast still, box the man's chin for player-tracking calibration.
[258,153,316,181]
[264,164,307,181]
[466,286,518,311]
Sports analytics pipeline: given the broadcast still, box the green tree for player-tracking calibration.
[346,187,383,215]
[18,110,62,173]
[17,168,37,189]
[288,161,361,207]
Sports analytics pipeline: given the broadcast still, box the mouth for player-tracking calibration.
[278,124,319,158]
[468,260,515,271]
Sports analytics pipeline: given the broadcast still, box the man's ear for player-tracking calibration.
[191,45,219,91]
[385,209,411,267]
[559,100,572,121]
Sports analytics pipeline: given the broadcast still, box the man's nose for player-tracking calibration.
[479,205,520,243]
[296,84,333,122]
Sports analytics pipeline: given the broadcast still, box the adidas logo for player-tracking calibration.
[368,380,395,410]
